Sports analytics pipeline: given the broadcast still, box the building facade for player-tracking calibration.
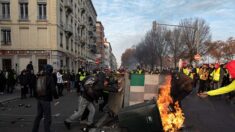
[103,38,110,68]
[95,21,104,67]
[0,0,97,73]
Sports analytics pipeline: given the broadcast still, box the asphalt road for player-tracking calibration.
[1,89,235,132]
[0,91,91,132]
[182,91,235,132]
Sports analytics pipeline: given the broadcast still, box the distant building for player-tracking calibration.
[103,38,110,68]
[0,0,97,73]
[96,21,105,67]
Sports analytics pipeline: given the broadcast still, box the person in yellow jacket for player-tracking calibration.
[198,60,235,98]
[210,63,225,90]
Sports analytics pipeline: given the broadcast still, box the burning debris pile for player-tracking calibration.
[157,76,185,132]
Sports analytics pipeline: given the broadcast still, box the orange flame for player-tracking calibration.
[157,76,185,132]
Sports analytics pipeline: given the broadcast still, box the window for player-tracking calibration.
[19,3,28,20]
[60,8,63,25]
[66,37,69,50]
[38,59,47,72]
[1,2,10,20]
[38,3,46,20]
[1,29,11,45]
[60,60,63,68]
[2,59,12,70]
[60,32,63,47]
[71,39,73,51]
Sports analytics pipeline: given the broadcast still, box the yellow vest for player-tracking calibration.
[189,73,194,79]
[80,73,86,81]
[196,68,199,74]
[136,70,143,74]
[212,68,221,82]
[183,68,189,76]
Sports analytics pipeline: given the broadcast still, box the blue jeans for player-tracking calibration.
[32,100,51,132]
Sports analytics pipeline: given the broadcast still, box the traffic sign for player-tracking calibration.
[194,54,201,61]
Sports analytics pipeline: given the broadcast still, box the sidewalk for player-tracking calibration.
[0,85,21,103]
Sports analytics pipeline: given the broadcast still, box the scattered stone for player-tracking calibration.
[25,104,31,108]
[17,117,24,121]
[54,113,61,118]
[1,107,6,111]
[18,104,25,107]
[11,121,16,124]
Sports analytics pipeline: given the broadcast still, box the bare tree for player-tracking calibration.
[223,37,235,61]
[153,26,170,70]
[167,28,186,68]
[121,48,136,68]
[207,41,224,61]
[180,18,211,64]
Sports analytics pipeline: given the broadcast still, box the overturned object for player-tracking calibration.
[170,72,193,103]
[118,99,163,132]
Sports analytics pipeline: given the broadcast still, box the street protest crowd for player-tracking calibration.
[129,62,235,104]
[1,60,235,132]
[0,61,125,132]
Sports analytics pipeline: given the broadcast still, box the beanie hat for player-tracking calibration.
[44,64,53,74]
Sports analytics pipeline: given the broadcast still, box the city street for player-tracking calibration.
[182,91,235,132]
[0,87,235,132]
[0,90,94,132]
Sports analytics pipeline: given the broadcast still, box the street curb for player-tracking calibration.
[0,96,20,104]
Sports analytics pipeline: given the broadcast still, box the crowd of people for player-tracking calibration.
[0,69,17,95]
[128,62,235,103]
[0,61,124,132]
[180,62,235,102]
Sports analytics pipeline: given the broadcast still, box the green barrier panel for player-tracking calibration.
[130,74,145,86]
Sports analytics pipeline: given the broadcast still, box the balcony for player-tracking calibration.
[81,7,86,14]
[64,1,73,13]
[90,45,97,54]
[75,34,79,42]
[88,31,93,37]
[80,23,86,29]
[64,24,73,36]
[80,38,86,47]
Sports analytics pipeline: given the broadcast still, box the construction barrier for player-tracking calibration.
[128,74,160,105]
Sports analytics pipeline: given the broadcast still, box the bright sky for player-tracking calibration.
[92,0,235,66]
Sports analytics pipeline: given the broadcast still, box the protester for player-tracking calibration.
[64,70,106,129]
[57,69,64,96]
[6,69,16,94]
[210,63,225,90]
[0,70,6,95]
[198,64,209,93]
[29,70,37,97]
[198,60,235,98]
[32,64,59,132]
[26,61,34,72]
[19,70,29,99]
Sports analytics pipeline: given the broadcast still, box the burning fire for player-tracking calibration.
[157,76,185,132]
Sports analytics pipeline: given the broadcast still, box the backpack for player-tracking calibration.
[83,75,101,99]
[36,75,47,96]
